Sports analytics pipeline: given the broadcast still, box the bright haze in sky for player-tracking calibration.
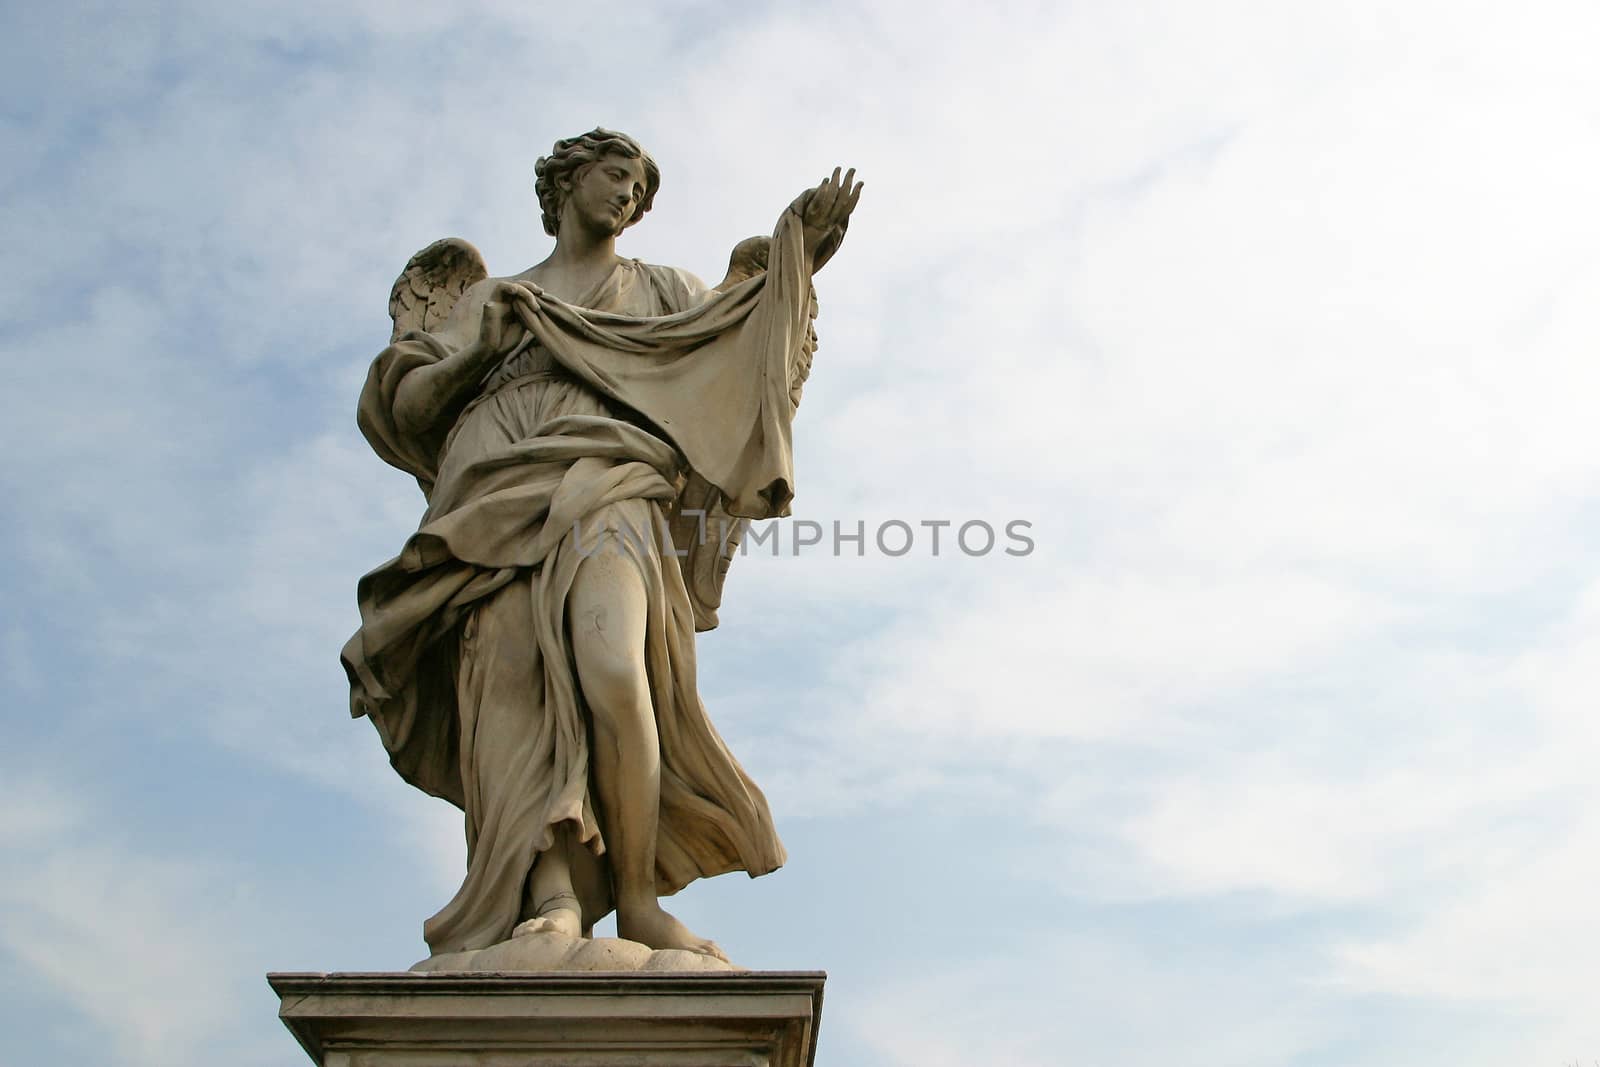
[2,2,1597,1064]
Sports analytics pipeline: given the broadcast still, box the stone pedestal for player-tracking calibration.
[268,971,826,1067]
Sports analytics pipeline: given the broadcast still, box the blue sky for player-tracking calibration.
[3,1,1599,1064]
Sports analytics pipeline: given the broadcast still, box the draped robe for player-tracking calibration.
[341,212,811,955]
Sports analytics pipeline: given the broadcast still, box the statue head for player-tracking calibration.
[535,128,660,238]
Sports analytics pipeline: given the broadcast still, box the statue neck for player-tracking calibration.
[551,229,616,265]
[525,220,627,304]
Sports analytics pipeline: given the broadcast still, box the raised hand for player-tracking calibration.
[790,167,863,269]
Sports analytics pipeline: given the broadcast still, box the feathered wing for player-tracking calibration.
[388,237,489,344]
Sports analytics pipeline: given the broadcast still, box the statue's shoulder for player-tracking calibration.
[631,260,711,311]
[388,238,489,343]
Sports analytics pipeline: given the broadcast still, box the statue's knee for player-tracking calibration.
[569,561,650,720]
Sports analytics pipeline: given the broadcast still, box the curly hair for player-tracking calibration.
[534,128,660,237]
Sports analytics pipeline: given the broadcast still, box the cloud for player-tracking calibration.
[4,0,1600,1064]
[1324,583,1600,1041]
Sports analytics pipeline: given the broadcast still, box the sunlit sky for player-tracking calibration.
[4,2,1599,1064]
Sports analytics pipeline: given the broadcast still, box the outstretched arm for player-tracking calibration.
[392,279,534,439]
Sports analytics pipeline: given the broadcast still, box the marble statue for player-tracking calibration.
[339,129,860,968]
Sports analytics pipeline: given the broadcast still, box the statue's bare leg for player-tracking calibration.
[513,823,582,939]
[569,547,729,962]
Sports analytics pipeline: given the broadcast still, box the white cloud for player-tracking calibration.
[1324,583,1600,1031]
[5,0,1600,1063]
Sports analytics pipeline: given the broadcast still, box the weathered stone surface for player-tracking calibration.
[269,970,826,1067]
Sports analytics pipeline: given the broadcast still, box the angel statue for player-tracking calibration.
[339,127,861,968]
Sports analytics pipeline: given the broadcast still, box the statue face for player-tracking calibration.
[564,151,649,237]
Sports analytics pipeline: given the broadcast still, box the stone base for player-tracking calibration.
[410,929,738,974]
[268,971,826,1067]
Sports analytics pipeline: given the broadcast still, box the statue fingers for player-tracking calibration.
[507,280,544,313]
[809,171,841,219]
[479,302,504,348]
[838,178,863,222]
[829,169,860,223]
[493,279,530,303]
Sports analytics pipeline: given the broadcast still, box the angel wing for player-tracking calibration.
[714,235,820,411]
[388,237,489,344]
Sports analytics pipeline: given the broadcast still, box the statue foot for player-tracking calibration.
[512,896,582,940]
[617,903,729,963]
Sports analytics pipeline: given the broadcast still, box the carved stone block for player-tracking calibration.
[269,971,826,1067]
